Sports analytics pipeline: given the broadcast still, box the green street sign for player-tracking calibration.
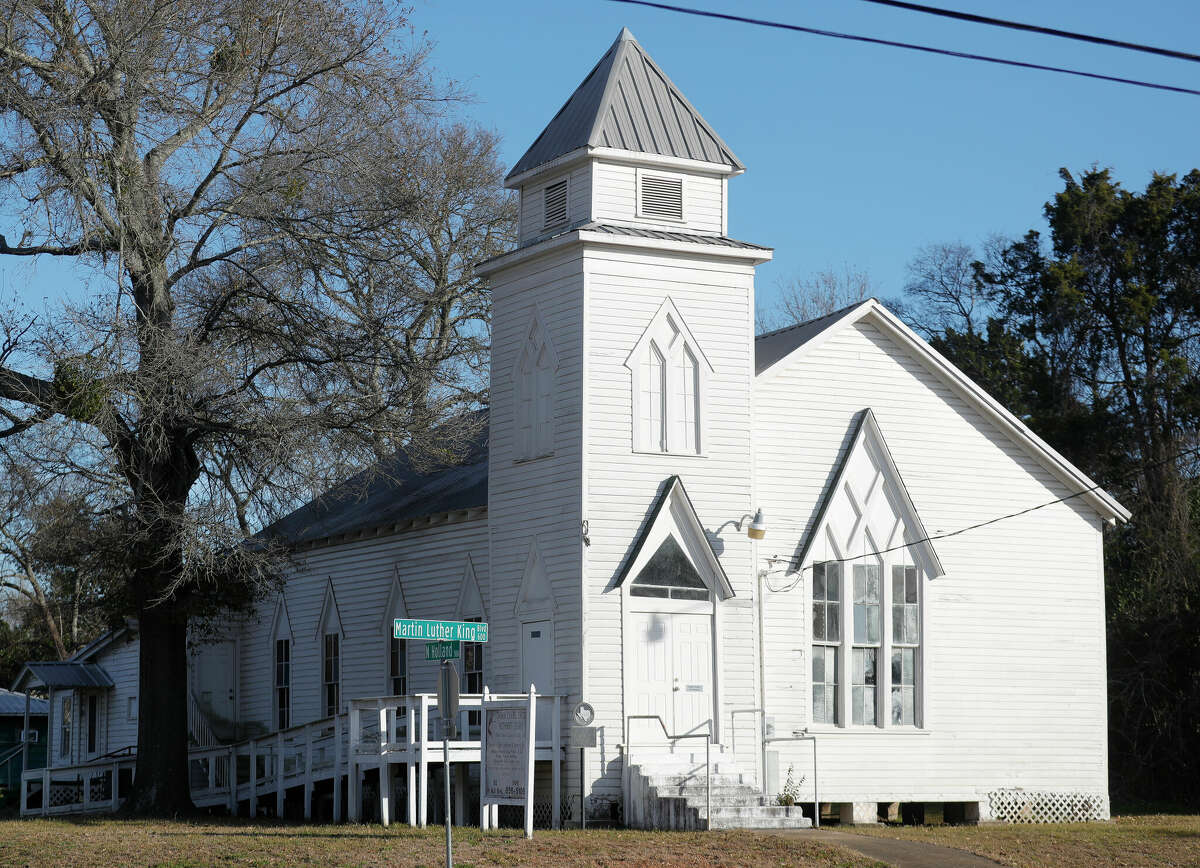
[425,640,460,661]
[394,618,488,643]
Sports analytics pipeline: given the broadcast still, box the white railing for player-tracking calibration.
[188,691,220,748]
[22,688,564,828]
[623,715,713,830]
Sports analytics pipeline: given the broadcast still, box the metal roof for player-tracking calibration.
[259,419,489,547]
[754,300,873,374]
[19,662,114,690]
[580,222,768,249]
[0,688,48,716]
[507,28,743,180]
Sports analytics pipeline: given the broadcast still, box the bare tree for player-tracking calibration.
[903,240,1002,338]
[759,265,876,332]
[0,0,512,813]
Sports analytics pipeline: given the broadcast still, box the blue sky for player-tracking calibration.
[409,0,1200,313]
[5,1,1199,320]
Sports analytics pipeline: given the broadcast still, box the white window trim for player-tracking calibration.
[625,297,714,456]
[635,168,687,223]
[512,305,559,462]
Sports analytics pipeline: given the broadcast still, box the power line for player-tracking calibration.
[760,441,1200,594]
[605,0,1200,98]
[858,0,1200,66]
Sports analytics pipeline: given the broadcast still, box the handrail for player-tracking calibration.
[729,707,765,788]
[623,714,713,830]
[763,731,819,829]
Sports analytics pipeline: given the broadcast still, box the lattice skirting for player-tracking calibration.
[987,789,1109,823]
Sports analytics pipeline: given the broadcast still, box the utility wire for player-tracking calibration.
[605,0,1200,98]
[858,0,1200,66]
[759,441,1200,594]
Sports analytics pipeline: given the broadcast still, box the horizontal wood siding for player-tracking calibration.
[754,320,1109,803]
[98,637,140,754]
[582,245,758,800]
[591,160,724,235]
[486,246,584,733]
[235,520,489,734]
[518,164,592,246]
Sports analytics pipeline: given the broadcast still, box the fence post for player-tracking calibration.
[378,702,390,826]
[276,731,285,817]
[112,761,120,812]
[304,725,314,820]
[524,685,536,839]
[333,715,343,823]
[552,695,561,829]
[227,746,236,815]
[249,739,258,818]
[406,698,416,827]
[418,695,429,828]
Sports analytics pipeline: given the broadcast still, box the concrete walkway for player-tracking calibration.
[777,828,1005,868]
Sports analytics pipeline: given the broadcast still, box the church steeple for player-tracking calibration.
[506,28,743,185]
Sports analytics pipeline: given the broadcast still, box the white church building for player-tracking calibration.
[15,28,1126,828]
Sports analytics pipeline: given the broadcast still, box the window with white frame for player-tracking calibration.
[275,638,291,730]
[127,696,137,722]
[322,633,340,718]
[891,565,920,725]
[513,312,557,460]
[852,564,882,726]
[389,637,407,696]
[627,301,709,455]
[811,561,841,725]
[59,695,71,757]
[464,617,483,731]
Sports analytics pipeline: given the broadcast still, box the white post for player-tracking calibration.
[304,726,314,820]
[524,685,536,839]
[249,739,258,818]
[276,731,285,817]
[479,687,489,831]
[418,695,429,828]
[227,746,236,814]
[41,768,49,817]
[348,704,360,822]
[333,715,343,823]
[407,699,416,827]
[378,703,390,826]
[82,768,91,813]
[454,763,466,825]
[208,751,216,792]
[21,692,30,783]
[551,695,561,830]
[110,761,119,812]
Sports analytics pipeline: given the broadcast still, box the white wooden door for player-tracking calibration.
[628,612,673,739]
[521,620,555,740]
[193,639,237,725]
[628,611,713,738]
[671,614,714,736]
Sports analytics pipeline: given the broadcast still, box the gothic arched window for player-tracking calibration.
[513,309,559,461]
[627,299,712,455]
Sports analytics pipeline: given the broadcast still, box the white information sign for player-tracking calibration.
[483,706,530,805]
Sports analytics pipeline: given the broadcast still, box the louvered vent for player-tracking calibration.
[543,179,568,228]
[640,175,684,220]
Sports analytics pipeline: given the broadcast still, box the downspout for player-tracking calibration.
[756,565,768,793]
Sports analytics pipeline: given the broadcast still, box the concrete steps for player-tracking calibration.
[626,748,811,831]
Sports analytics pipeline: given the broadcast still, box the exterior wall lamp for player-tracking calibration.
[740,509,766,540]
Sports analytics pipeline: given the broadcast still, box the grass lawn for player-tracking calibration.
[845,813,1200,867]
[0,818,884,867]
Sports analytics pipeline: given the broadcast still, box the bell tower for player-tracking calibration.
[477,28,772,821]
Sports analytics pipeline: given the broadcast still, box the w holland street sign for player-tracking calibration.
[394,618,488,643]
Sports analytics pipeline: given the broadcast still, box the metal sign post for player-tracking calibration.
[437,661,460,868]
[570,701,595,829]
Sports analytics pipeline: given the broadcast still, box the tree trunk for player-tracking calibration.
[123,598,195,816]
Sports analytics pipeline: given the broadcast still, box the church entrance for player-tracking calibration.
[625,535,716,739]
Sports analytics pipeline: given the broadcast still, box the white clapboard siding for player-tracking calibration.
[591,160,724,235]
[485,242,585,737]
[97,637,140,754]
[235,519,489,733]
[753,319,1109,803]
[518,164,592,246]
[581,244,759,801]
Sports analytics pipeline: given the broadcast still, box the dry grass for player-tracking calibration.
[846,813,1200,867]
[0,818,885,867]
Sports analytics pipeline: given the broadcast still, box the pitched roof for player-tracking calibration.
[754,299,1130,524]
[258,417,489,547]
[615,475,735,599]
[795,408,944,578]
[507,28,743,181]
[16,662,114,690]
[0,688,48,716]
